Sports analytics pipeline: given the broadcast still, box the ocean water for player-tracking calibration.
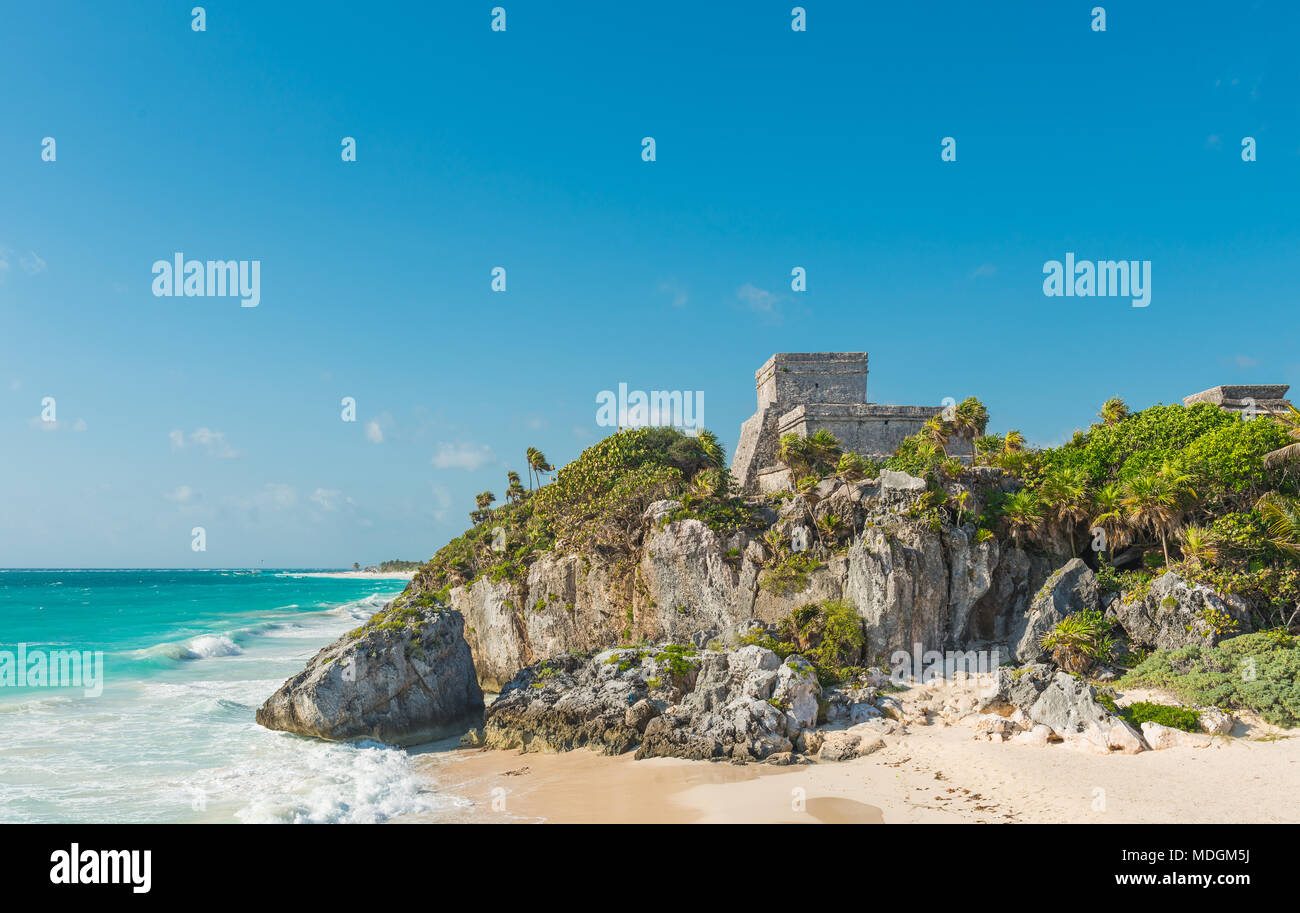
[0,569,460,824]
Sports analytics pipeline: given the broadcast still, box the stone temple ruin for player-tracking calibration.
[1182,384,1292,417]
[731,352,941,494]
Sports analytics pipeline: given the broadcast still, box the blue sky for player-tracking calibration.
[2,1,1298,567]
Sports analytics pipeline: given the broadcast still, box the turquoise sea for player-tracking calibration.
[0,569,459,823]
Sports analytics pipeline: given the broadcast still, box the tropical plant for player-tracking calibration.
[1040,610,1115,675]
[1040,465,1091,555]
[1257,493,1300,561]
[1002,490,1043,546]
[505,471,526,504]
[952,396,990,463]
[1098,397,1130,426]
[921,414,953,454]
[525,447,555,489]
[1089,482,1129,561]
[1178,525,1218,568]
[1264,404,1300,469]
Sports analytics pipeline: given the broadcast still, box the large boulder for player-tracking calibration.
[256,603,484,746]
[989,666,1146,752]
[1009,558,1099,663]
[481,643,822,763]
[1109,572,1252,652]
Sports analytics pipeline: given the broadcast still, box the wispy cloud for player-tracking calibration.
[170,427,241,458]
[310,488,348,511]
[20,251,46,275]
[432,441,495,470]
[658,280,688,308]
[364,420,384,443]
[166,485,197,503]
[29,416,87,432]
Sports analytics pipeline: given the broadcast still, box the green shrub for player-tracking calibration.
[1119,632,1300,727]
[1118,701,1202,733]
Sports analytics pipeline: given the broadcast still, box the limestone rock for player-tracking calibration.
[481,644,817,763]
[1141,721,1213,750]
[1010,558,1099,663]
[1110,573,1252,652]
[256,605,484,746]
[880,469,927,492]
[1199,707,1234,735]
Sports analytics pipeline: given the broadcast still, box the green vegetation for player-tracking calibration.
[1118,701,1202,733]
[1119,632,1300,727]
[377,559,421,572]
[758,553,822,596]
[738,599,867,686]
[348,603,431,640]
[1039,609,1117,674]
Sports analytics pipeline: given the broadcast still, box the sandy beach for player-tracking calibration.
[406,711,1300,824]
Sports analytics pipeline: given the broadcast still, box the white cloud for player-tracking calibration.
[431,484,453,523]
[20,251,46,275]
[28,416,87,433]
[171,427,241,458]
[311,488,343,511]
[166,485,195,503]
[1232,354,1259,369]
[365,420,383,443]
[658,280,688,308]
[969,264,997,279]
[737,283,779,313]
[432,441,495,470]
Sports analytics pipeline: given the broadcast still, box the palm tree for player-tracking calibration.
[695,429,725,468]
[952,397,990,463]
[806,430,843,474]
[505,471,526,504]
[1098,397,1130,426]
[1256,493,1300,561]
[1003,430,1026,453]
[525,447,553,488]
[837,451,870,483]
[1264,405,1300,469]
[921,415,953,454]
[777,433,814,477]
[1090,482,1129,561]
[1003,490,1043,547]
[973,434,1004,466]
[1122,472,1185,566]
[1040,466,1091,555]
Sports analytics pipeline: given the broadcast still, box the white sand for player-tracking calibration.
[408,720,1300,824]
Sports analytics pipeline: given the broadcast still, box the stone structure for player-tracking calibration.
[1182,384,1291,417]
[731,352,941,494]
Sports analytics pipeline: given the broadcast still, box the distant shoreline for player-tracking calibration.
[279,570,415,581]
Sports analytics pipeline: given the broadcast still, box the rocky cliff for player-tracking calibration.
[418,471,1062,690]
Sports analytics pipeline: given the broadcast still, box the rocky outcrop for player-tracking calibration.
[1009,558,1100,663]
[440,475,1060,690]
[986,664,1147,753]
[1109,572,1252,652]
[481,644,822,762]
[256,605,483,746]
